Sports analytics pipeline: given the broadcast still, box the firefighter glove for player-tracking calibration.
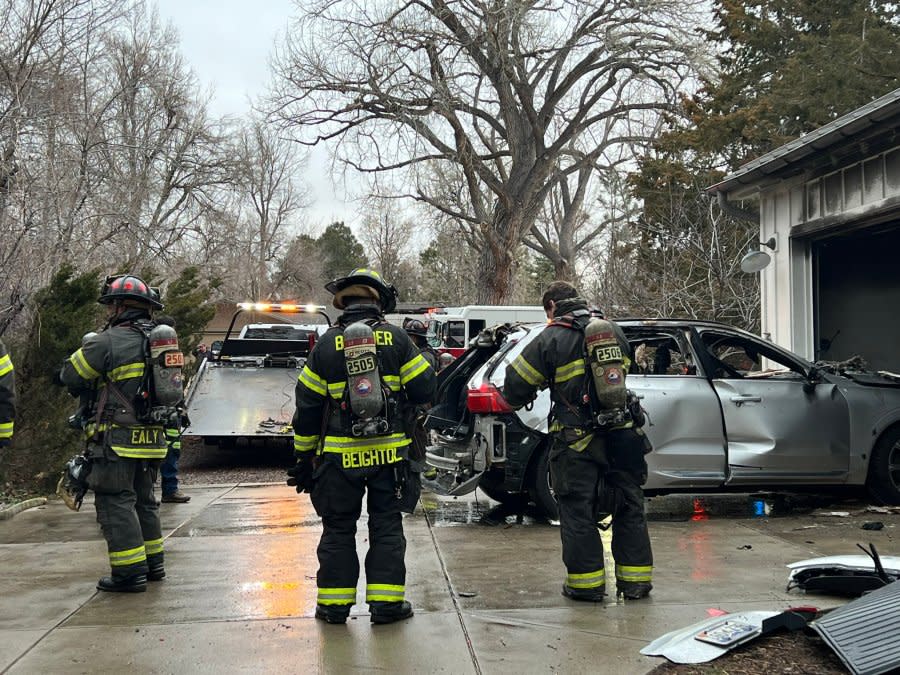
[286,457,314,494]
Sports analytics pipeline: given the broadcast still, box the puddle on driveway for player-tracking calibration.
[420,493,548,527]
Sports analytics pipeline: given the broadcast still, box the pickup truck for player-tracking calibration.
[182,303,330,448]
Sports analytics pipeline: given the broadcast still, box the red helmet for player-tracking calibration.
[404,319,428,338]
[98,274,163,309]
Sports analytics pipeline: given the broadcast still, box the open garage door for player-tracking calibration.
[814,224,900,371]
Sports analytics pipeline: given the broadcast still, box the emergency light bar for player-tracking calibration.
[237,302,327,313]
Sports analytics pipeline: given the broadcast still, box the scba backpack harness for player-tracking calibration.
[341,320,394,438]
[58,321,185,510]
[552,314,645,430]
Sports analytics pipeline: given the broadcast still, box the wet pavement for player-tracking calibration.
[0,486,897,674]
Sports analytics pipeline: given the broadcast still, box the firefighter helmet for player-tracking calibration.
[403,318,428,338]
[325,268,398,313]
[98,274,163,309]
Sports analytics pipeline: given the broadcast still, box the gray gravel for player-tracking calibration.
[179,440,293,486]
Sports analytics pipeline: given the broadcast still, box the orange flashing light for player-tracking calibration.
[237,302,327,313]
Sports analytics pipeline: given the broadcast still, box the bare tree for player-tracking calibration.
[93,5,231,266]
[592,177,759,329]
[271,0,702,302]
[233,117,305,299]
[0,0,121,328]
[272,232,326,302]
[358,197,414,285]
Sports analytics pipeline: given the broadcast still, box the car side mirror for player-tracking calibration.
[803,366,822,395]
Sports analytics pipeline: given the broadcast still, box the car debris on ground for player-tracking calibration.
[786,544,900,596]
[641,608,816,665]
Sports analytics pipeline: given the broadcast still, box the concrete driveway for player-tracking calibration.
[0,486,895,673]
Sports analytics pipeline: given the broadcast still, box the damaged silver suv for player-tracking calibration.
[424,319,900,519]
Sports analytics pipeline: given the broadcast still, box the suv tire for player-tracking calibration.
[478,469,526,506]
[867,426,900,505]
[528,444,559,521]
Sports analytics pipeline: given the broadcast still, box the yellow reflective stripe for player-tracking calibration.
[382,375,401,392]
[145,538,164,556]
[399,354,428,385]
[109,362,145,381]
[318,587,356,605]
[510,355,544,387]
[569,432,594,452]
[294,434,318,453]
[109,545,147,567]
[0,354,12,377]
[322,433,410,453]
[110,446,168,459]
[327,382,345,399]
[567,568,605,589]
[165,429,180,438]
[366,584,404,602]
[0,421,12,438]
[554,358,585,383]
[616,564,652,582]
[298,366,326,396]
[71,348,100,380]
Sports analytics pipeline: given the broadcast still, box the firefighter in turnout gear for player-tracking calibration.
[291,268,436,625]
[403,319,438,372]
[0,339,15,449]
[503,281,654,601]
[59,274,176,593]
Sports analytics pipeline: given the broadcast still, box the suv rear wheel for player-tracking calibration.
[527,444,559,520]
[478,468,526,505]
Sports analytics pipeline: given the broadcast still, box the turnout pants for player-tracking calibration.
[310,457,418,610]
[549,428,653,597]
[87,451,163,578]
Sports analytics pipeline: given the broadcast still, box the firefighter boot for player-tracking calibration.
[562,584,606,602]
[97,573,148,593]
[370,601,414,625]
[148,563,166,582]
[315,605,350,625]
[617,582,652,600]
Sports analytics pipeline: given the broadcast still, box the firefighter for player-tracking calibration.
[59,274,170,592]
[0,339,15,449]
[289,268,436,625]
[403,319,438,371]
[503,281,653,601]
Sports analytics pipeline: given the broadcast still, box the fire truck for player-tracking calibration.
[423,305,547,357]
[182,302,329,449]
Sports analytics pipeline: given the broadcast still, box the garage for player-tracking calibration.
[709,87,900,370]
[814,223,900,370]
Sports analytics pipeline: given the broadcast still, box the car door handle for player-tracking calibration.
[730,395,762,406]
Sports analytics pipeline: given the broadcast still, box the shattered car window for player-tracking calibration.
[700,332,805,379]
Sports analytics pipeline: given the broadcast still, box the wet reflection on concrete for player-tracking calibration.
[645,493,862,522]
[420,491,547,527]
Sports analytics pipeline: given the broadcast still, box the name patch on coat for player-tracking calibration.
[334,331,393,351]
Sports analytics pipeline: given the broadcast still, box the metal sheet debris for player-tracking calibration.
[812,581,900,675]
[640,611,780,664]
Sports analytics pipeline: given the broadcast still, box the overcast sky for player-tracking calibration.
[152,0,358,228]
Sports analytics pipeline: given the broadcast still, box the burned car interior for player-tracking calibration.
[628,330,696,376]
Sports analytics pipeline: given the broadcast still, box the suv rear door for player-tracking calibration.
[622,325,728,490]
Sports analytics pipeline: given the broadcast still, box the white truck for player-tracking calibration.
[182,303,329,448]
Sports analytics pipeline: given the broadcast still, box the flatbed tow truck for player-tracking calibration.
[182,303,330,448]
